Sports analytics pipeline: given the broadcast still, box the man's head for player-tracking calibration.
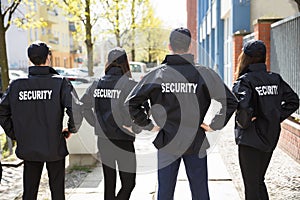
[169,27,191,53]
[27,41,51,66]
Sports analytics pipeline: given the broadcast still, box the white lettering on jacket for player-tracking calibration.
[93,89,121,99]
[161,83,198,93]
[255,85,278,96]
[19,90,53,101]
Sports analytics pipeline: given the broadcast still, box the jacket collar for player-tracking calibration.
[29,66,59,76]
[105,66,123,76]
[162,54,195,65]
[240,63,267,76]
[247,63,267,72]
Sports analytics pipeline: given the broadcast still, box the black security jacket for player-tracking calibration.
[81,67,144,141]
[126,54,238,155]
[0,66,82,161]
[233,63,299,152]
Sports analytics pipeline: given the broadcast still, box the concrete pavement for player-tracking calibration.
[65,132,241,200]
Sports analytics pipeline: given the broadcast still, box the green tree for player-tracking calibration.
[0,0,21,92]
[43,0,100,76]
[138,5,169,63]
[99,0,152,60]
[100,0,128,47]
[60,0,98,76]
[1,0,47,92]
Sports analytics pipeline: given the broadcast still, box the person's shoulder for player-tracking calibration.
[267,71,281,78]
[194,64,214,72]
[9,77,28,87]
[194,64,220,78]
[149,64,168,75]
[51,74,65,80]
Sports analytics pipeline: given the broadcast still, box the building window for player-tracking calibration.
[224,16,232,86]
[55,57,60,67]
[42,28,46,35]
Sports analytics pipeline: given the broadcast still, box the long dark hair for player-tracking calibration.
[105,47,132,78]
[235,51,266,79]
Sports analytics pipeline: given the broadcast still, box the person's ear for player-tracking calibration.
[168,44,173,53]
[47,54,52,66]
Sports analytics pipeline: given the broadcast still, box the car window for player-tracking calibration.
[55,69,65,74]
[130,64,142,73]
[10,73,20,77]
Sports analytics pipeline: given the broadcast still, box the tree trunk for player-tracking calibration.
[85,0,94,76]
[115,0,121,47]
[131,30,135,61]
[131,0,136,61]
[0,17,9,92]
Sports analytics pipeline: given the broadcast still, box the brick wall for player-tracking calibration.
[279,119,300,163]
[232,31,249,81]
[253,18,282,71]
[186,0,197,60]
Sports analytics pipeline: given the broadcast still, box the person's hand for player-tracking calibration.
[251,117,257,121]
[123,125,134,133]
[150,125,160,132]
[200,123,214,132]
[62,128,71,139]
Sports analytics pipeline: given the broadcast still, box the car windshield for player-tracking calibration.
[130,64,142,73]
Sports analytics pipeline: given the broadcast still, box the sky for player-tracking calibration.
[150,0,187,28]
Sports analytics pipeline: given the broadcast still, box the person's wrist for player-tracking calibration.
[144,123,154,131]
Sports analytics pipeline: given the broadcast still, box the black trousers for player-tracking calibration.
[238,145,273,200]
[98,138,136,200]
[23,159,65,200]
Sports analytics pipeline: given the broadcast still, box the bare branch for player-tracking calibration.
[91,17,99,27]
[4,0,21,31]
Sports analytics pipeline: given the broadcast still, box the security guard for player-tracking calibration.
[0,41,82,200]
[125,27,238,200]
[81,47,152,200]
[233,39,299,200]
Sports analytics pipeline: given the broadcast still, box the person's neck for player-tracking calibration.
[172,51,189,55]
[36,63,49,67]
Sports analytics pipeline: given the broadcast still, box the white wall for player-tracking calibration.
[250,0,298,30]
[220,0,231,19]
[6,4,29,69]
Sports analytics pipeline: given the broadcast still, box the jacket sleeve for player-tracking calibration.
[0,87,16,140]
[279,77,299,122]
[232,77,254,129]
[199,67,238,130]
[121,80,151,134]
[124,74,157,131]
[61,78,83,133]
[80,81,97,127]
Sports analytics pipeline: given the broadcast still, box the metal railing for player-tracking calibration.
[270,13,300,118]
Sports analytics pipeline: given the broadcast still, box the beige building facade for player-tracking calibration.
[28,2,82,68]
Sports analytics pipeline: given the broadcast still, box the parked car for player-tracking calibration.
[9,69,27,82]
[68,68,89,77]
[53,67,90,84]
[129,61,149,81]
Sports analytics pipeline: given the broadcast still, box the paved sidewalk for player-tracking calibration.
[65,136,240,200]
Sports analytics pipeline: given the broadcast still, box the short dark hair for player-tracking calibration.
[27,41,50,65]
[169,27,191,53]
